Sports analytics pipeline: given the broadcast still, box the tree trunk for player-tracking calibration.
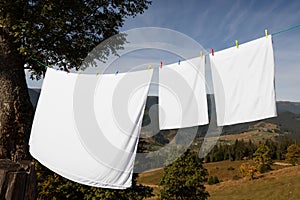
[0,159,37,200]
[0,31,33,161]
[0,31,36,198]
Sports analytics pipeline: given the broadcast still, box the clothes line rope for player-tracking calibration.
[272,23,300,36]
[30,23,300,70]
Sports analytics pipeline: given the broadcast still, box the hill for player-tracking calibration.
[207,165,300,200]
[137,161,300,200]
[277,101,300,114]
[27,90,300,146]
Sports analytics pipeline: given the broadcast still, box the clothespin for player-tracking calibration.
[96,72,99,76]
[148,65,152,71]
[235,40,239,48]
[178,58,181,65]
[200,50,203,59]
[265,29,268,38]
[160,61,163,68]
[115,70,119,75]
[77,71,81,75]
[65,68,70,73]
[211,48,214,56]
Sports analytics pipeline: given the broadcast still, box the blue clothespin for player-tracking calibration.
[115,70,119,75]
[178,57,181,65]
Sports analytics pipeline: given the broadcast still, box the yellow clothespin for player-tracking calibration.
[265,29,268,38]
[235,40,239,48]
[147,65,152,71]
[200,50,203,59]
[96,72,99,76]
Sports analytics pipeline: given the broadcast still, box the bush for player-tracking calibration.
[207,176,220,185]
[35,162,154,200]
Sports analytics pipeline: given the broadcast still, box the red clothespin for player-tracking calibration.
[160,61,163,68]
[65,68,70,73]
[211,48,214,56]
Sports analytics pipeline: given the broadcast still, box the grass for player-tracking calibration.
[137,160,298,200]
[204,160,244,181]
[207,165,300,200]
[137,168,163,186]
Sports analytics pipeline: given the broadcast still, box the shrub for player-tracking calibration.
[207,176,220,185]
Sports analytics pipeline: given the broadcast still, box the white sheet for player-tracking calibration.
[159,57,209,130]
[210,36,277,126]
[29,68,153,189]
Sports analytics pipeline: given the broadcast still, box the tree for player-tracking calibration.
[159,150,209,200]
[239,161,259,180]
[1,0,151,197]
[253,144,272,173]
[36,162,154,200]
[286,144,300,166]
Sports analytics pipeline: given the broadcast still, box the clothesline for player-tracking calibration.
[272,23,300,36]
[30,23,300,72]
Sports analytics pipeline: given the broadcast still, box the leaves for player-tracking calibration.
[1,0,151,77]
[286,144,300,165]
[35,162,154,200]
[158,150,210,200]
[239,161,260,180]
[253,144,272,173]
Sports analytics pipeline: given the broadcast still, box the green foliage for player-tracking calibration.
[158,150,209,200]
[205,139,257,162]
[285,144,300,165]
[35,162,154,200]
[207,176,220,185]
[253,144,272,173]
[1,0,151,78]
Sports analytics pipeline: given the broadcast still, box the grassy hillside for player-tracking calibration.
[137,160,298,200]
[207,165,300,200]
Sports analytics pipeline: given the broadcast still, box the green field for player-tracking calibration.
[138,161,300,200]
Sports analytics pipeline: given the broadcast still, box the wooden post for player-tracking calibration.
[0,159,36,200]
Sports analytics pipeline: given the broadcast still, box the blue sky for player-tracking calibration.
[27,0,300,101]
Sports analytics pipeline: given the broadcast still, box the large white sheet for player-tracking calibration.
[159,57,209,130]
[210,36,277,126]
[29,68,153,189]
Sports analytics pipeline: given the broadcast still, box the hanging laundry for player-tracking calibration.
[159,57,209,130]
[210,36,277,126]
[29,68,153,189]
